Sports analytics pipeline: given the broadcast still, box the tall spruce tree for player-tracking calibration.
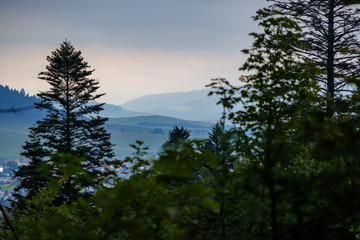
[14,41,114,205]
[269,0,360,102]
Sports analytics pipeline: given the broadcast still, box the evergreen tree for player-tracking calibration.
[201,122,235,182]
[163,126,191,147]
[201,123,239,239]
[14,40,114,205]
[269,0,360,101]
[203,123,231,159]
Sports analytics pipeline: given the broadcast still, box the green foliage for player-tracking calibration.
[206,7,360,240]
[342,0,360,4]
[124,140,150,174]
[3,142,220,239]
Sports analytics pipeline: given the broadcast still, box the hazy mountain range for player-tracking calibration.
[0,85,220,159]
[121,89,223,122]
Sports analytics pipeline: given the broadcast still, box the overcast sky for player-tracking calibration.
[0,0,268,104]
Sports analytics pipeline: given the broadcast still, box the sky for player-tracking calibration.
[0,0,268,105]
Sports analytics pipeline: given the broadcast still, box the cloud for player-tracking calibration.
[0,0,266,49]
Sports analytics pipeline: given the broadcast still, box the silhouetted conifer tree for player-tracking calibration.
[14,40,114,206]
[163,126,191,147]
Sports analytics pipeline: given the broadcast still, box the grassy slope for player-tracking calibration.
[0,124,29,159]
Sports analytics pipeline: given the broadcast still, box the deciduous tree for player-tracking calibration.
[209,8,320,239]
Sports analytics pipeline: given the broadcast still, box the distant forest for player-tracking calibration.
[0,85,45,123]
[0,85,37,109]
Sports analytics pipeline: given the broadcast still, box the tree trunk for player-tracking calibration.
[326,0,335,117]
[65,75,71,153]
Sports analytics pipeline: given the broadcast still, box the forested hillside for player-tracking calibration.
[0,85,45,124]
[0,85,35,108]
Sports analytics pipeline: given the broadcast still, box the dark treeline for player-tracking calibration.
[0,85,35,110]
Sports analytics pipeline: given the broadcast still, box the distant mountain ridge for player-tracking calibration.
[101,103,149,118]
[121,89,223,122]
